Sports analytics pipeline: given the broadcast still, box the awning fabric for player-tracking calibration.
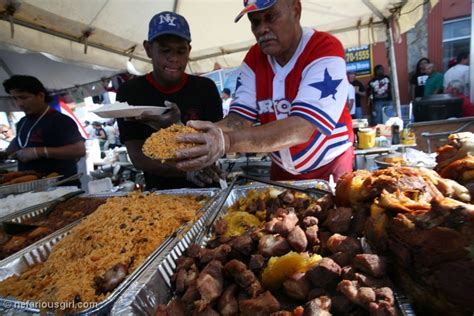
[0,0,438,75]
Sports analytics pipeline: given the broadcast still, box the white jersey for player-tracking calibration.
[444,64,469,95]
[230,27,353,175]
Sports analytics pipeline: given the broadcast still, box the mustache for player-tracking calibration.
[257,34,277,45]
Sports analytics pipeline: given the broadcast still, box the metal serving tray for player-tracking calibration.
[111,179,330,315]
[0,188,220,315]
[0,189,84,224]
[0,191,93,262]
[0,175,61,197]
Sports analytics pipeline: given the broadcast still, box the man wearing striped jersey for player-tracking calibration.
[175,0,354,181]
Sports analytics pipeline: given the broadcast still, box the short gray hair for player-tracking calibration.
[447,79,464,93]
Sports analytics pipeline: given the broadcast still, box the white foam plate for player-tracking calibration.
[92,102,170,118]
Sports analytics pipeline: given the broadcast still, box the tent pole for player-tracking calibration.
[386,18,402,118]
[0,57,13,76]
[470,0,474,102]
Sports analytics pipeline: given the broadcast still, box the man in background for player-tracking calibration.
[446,79,474,117]
[367,65,391,125]
[0,75,85,179]
[103,119,119,150]
[444,52,469,96]
[221,88,232,117]
[0,124,14,150]
[424,63,444,96]
[348,71,365,119]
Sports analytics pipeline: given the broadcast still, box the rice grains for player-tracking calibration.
[0,192,207,310]
[142,124,199,161]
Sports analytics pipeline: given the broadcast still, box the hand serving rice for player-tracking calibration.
[142,124,199,161]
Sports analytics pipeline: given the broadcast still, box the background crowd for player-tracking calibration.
[347,51,472,125]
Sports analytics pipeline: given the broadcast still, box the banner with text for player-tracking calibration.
[345,45,372,77]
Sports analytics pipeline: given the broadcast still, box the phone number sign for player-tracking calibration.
[345,45,372,77]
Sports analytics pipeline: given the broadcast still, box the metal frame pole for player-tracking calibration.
[387,18,402,118]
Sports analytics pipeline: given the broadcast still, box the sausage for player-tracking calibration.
[7,175,39,184]
[0,171,28,184]
[45,172,60,178]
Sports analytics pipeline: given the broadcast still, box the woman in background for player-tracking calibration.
[410,57,430,101]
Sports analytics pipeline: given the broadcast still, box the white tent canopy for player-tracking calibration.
[0,43,120,111]
[0,0,437,75]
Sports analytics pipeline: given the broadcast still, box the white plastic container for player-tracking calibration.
[87,178,113,194]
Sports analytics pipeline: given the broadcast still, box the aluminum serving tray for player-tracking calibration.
[0,190,88,263]
[0,188,220,315]
[111,179,330,315]
[0,175,61,197]
[0,189,84,224]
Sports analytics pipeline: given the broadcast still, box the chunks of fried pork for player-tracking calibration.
[195,260,224,311]
[159,188,399,315]
[344,167,474,315]
[436,132,474,170]
[337,166,471,209]
[336,167,443,207]
[435,132,474,198]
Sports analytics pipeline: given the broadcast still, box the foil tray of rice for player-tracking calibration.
[0,188,220,315]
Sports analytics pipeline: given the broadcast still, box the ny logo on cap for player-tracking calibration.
[158,13,177,26]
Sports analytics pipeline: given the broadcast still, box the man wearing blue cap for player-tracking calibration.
[116,11,223,190]
[175,0,354,182]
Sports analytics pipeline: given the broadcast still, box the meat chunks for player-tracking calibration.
[307,258,341,289]
[239,291,281,316]
[162,188,399,316]
[217,284,239,316]
[303,296,332,316]
[224,259,258,289]
[303,216,319,228]
[195,260,224,311]
[305,225,320,247]
[156,298,186,316]
[287,226,308,252]
[200,244,232,263]
[282,273,311,301]
[273,213,299,236]
[326,234,361,255]
[323,207,353,233]
[228,233,254,256]
[175,263,198,293]
[258,234,291,257]
[353,254,387,278]
[249,254,266,271]
[337,280,376,308]
[93,263,128,295]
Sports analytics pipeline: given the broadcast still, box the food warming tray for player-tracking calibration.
[0,188,220,315]
[110,178,330,315]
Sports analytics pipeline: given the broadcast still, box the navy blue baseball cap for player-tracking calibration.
[148,11,191,42]
[234,0,278,23]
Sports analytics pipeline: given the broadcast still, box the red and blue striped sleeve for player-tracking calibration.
[290,56,349,135]
[229,62,258,122]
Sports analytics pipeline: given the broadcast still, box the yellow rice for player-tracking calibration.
[0,192,206,310]
[142,124,199,161]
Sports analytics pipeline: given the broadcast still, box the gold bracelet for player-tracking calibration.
[43,147,48,158]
